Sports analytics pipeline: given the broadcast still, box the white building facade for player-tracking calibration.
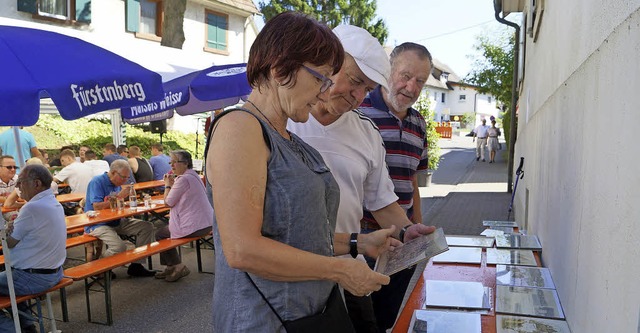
[423,59,498,129]
[503,0,640,332]
[1,0,259,138]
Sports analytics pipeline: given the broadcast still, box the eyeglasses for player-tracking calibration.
[169,160,187,165]
[114,170,128,179]
[1,166,19,170]
[302,65,334,93]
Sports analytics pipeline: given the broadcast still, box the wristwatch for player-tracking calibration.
[349,233,358,258]
[399,224,412,242]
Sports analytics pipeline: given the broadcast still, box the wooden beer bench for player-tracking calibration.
[63,236,203,325]
[0,277,74,332]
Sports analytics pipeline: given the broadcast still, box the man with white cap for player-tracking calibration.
[288,25,435,332]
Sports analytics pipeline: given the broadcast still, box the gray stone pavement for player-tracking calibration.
[34,134,513,333]
[418,134,513,235]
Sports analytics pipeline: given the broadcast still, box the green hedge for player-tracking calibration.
[1,114,206,159]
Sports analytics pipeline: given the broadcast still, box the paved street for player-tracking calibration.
[418,134,513,235]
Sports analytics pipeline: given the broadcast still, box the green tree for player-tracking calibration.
[259,0,388,44]
[465,28,515,145]
[413,94,440,170]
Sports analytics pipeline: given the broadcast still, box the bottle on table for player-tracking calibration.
[129,186,137,210]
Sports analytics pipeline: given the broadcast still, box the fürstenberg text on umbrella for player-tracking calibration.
[71,81,148,112]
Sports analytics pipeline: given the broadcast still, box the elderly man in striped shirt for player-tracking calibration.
[359,42,433,332]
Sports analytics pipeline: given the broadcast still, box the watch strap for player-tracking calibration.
[349,233,358,258]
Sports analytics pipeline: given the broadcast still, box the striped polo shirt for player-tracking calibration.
[0,174,18,197]
[359,86,428,228]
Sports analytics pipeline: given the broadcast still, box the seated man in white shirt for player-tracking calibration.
[83,150,110,176]
[0,164,66,332]
[53,149,93,194]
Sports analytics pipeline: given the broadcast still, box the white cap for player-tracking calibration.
[333,25,390,91]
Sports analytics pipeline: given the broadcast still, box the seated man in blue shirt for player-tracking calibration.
[0,164,66,332]
[84,160,155,277]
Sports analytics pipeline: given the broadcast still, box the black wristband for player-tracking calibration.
[349,233,358,258]
[399,224,412,242]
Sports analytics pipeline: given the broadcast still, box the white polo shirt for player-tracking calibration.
[84,159,110,177]
[288,110,398,236]
[54,161,93,193]
[475,124,490,138]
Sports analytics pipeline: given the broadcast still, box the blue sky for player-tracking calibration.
[376,0,505,77]
[252,0,510,77]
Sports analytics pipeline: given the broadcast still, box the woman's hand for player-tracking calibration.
[163,173,176,187]
[334,258,390,296]
[359,226,401,258]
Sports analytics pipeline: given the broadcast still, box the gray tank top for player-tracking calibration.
[208,109,340,332]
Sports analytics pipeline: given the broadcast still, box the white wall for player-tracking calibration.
[426,88,449,121]
[514,1,640,332]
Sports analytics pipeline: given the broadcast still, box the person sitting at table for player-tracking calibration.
[53,149,93,194]
[77,145,90,163]
[154,150,212,282]
[83,150,110,176]
[149,143,171,182]
[102,144,135,184]
[0,164,66,333]
[38,149,51,167]
[0,155,18,205]
[117,145,129,158]
[127,146,154,183]
[4,157,58,211]
[48,145,73,168]
[84,160,155,277]
[102,143,122,165]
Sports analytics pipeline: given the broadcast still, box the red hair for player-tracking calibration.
[247,11,344,89]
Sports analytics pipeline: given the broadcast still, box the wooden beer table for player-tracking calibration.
[392,251,542,333]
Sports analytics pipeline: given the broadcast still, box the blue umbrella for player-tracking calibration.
[0,25,164,126]
[0,25,165,331]
[122,63,251,124]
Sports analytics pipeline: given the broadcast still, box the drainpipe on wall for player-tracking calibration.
[473,92,478,128]
[243,16,251,62]
[493,0,520,193]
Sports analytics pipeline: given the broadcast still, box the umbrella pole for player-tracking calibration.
[0,214,21,333]
[195,118,200,159]
[11,127,25,169]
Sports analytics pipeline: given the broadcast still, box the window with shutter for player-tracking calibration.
[125,0,163,41]
[205,10,228,54]
[17,0,91,23]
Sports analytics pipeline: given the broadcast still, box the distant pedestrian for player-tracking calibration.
[487,119,501,163]
[473,119,490,162]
